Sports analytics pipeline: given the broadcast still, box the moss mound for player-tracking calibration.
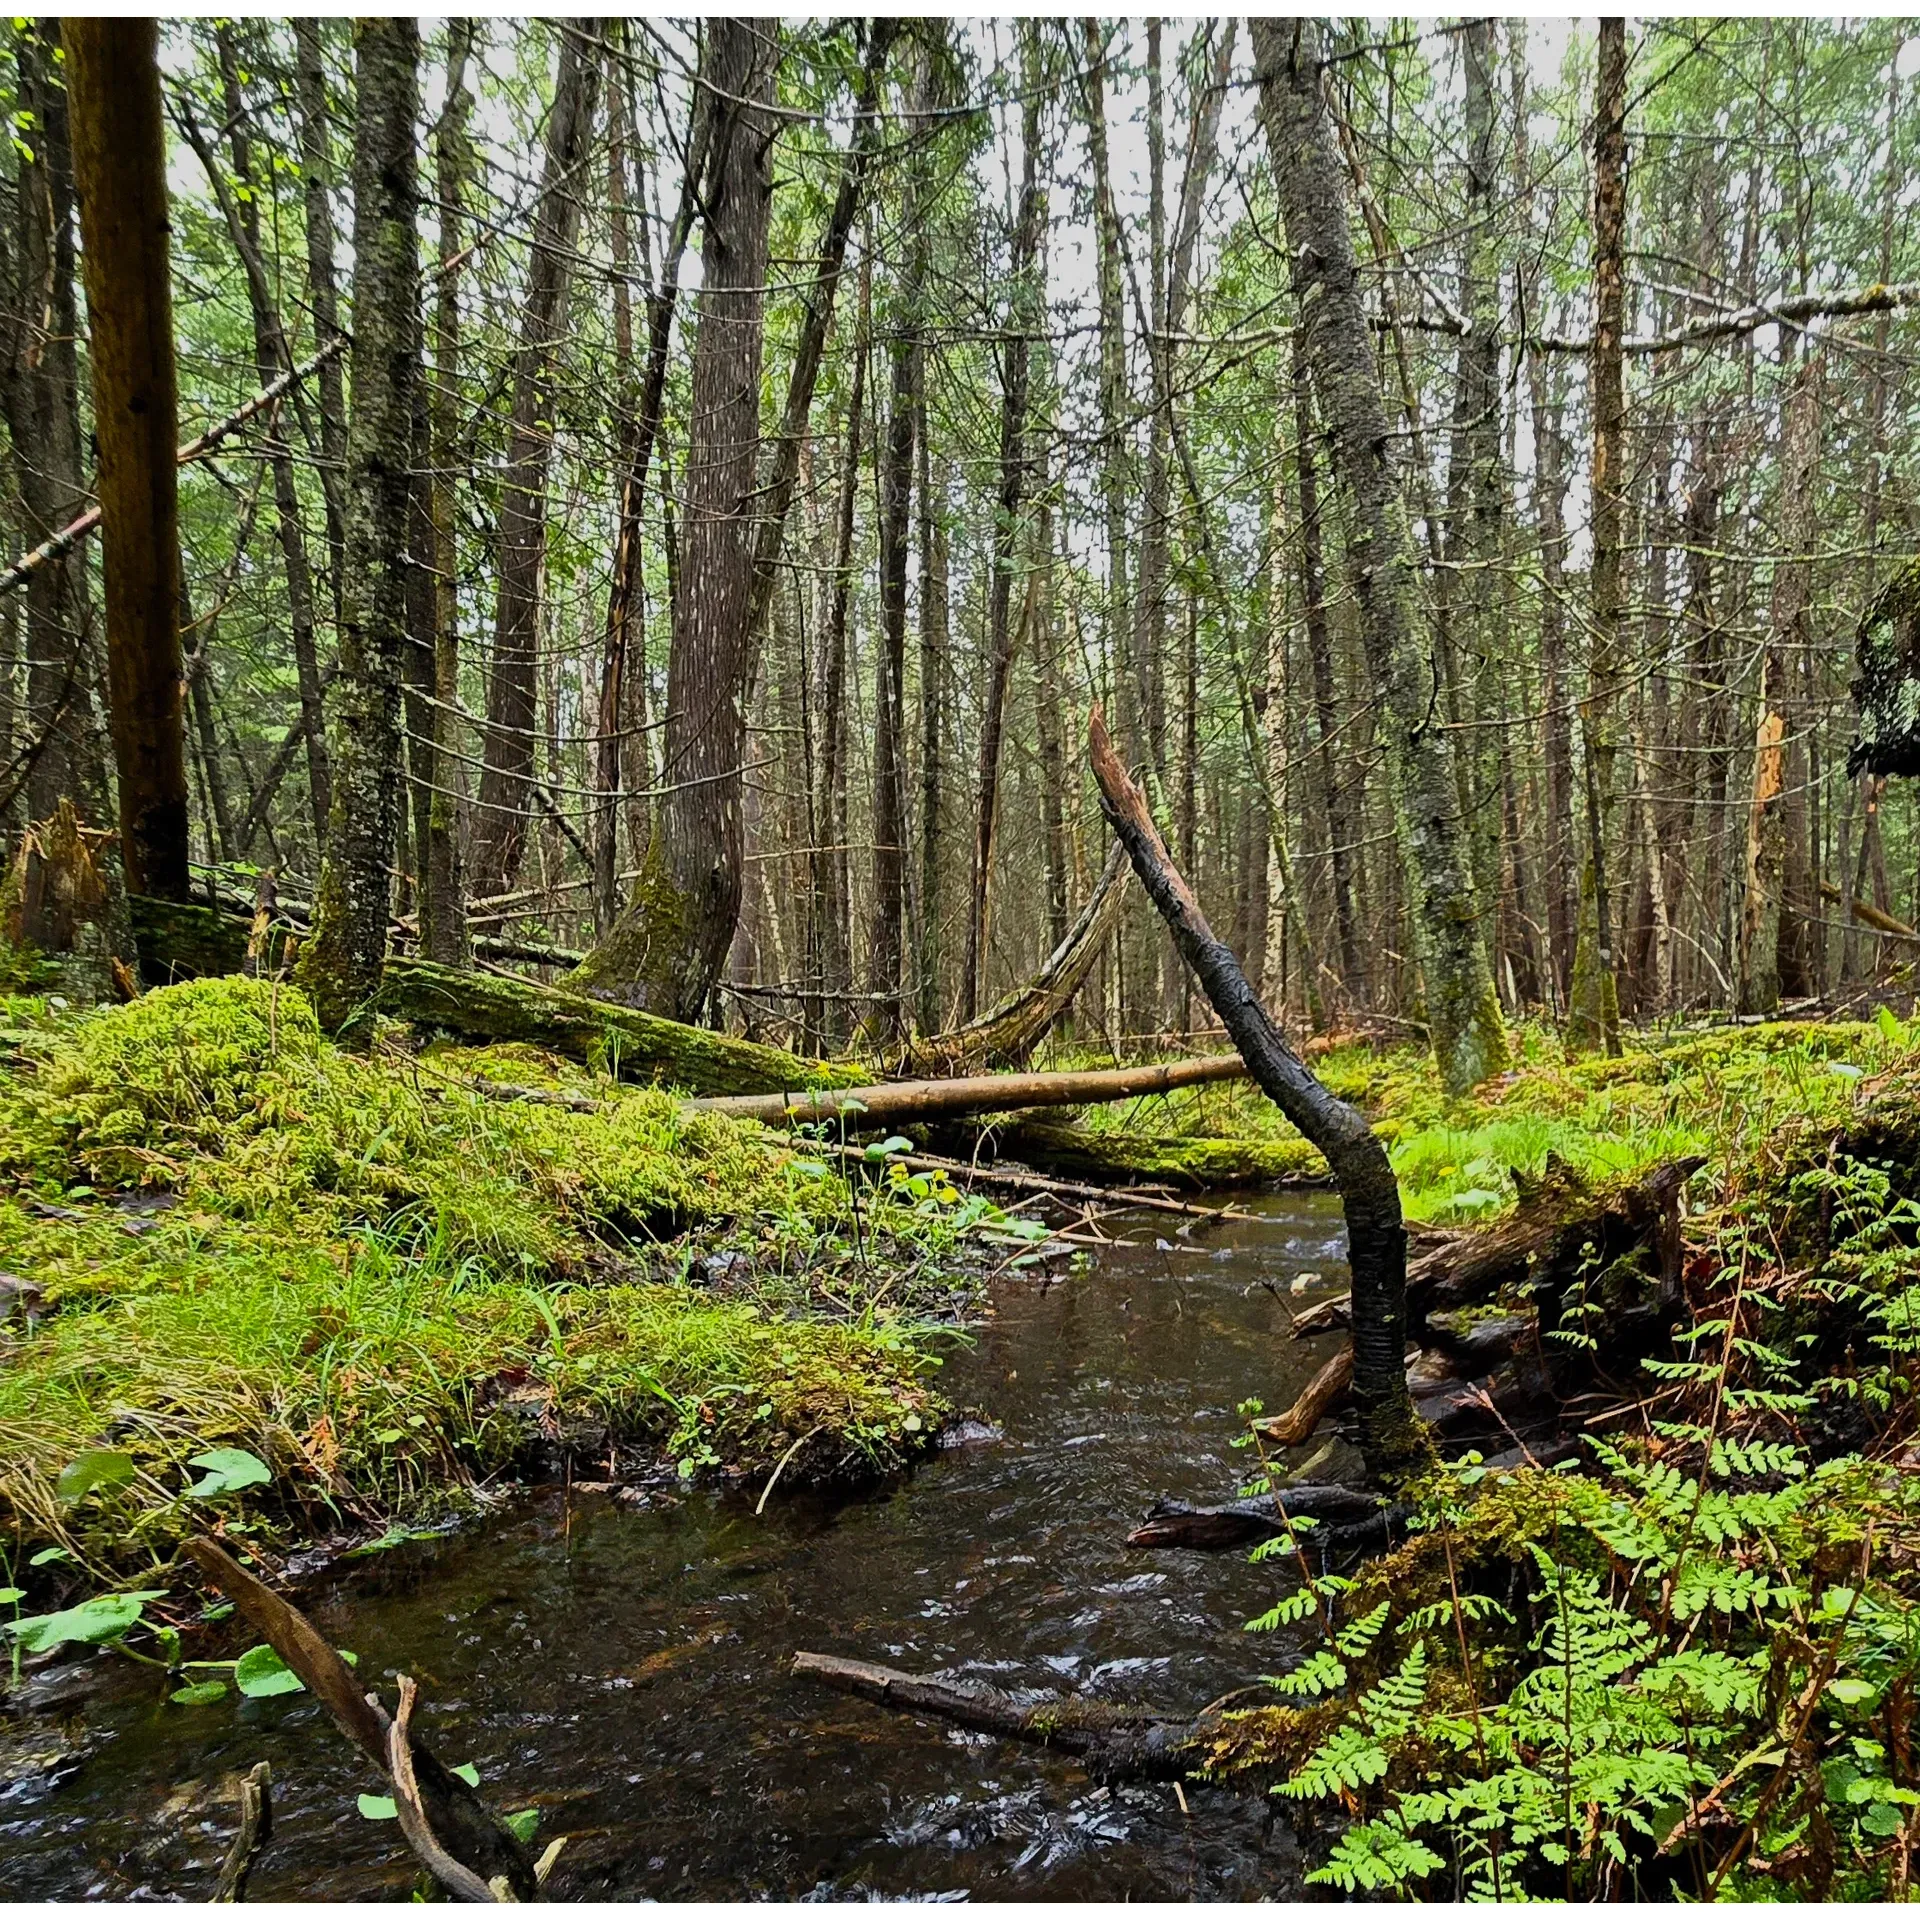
[0,980,957,1570]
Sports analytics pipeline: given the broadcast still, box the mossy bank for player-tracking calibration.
[0,977,998,1578]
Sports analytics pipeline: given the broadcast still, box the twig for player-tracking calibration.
[211,1761,272,1902]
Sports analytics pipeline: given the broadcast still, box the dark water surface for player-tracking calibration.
[0,1192,1351,1901]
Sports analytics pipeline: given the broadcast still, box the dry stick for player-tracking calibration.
[181,1539,538,1901]
[689,1052,1248,1128]
[1085,704,1420,1477]
[211,1761,272,1903]
[388,1676,499,1905]
[806,1136,1259,1225]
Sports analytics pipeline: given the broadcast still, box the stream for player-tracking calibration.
[0,1192,1352,1901]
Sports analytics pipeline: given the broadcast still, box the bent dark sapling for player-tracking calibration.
[1087,705,1422,1479]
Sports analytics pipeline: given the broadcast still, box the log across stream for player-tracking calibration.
[0,1194,1357,1900]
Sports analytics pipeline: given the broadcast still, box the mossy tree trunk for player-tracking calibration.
[570,22,778,1022]
[1250,19,1506,1097]
[298,19,420,1038]
[63,18,191,904]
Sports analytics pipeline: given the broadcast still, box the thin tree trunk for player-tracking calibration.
[470,22,602,899]
[1251,18,1506,1095]
[1569,18,1627,1054]
[65,19,189,902]
[297,18,421,1037]
[962,30,1043,1024]
[291,20,348,610]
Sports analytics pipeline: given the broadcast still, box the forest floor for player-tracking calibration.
[6,979,1920,1893]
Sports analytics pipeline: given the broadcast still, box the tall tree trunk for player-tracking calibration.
[863,43,929,1049]
[1569,18,1628,1054]
[420,19,472,966]
[570,21,777,1020]
[65,18,189,902]
[1738,359,1821,1014]
[291,20,348,611]
[1251,18,1506,1095]
[962,29,1043,1024]
[3,23,108,830]
[470,22,601,899]
[812,257,867,1053]
[298,18,421,1036]
[1292,341,1365,1007]
[916,395,948,1034]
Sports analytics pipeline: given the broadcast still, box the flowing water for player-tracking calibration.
[0,1192,1353,1901]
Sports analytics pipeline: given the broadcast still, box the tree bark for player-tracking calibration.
[469,22,602,899]
[1569,19,1627,1054]
[570,21,777,1021]
[962,25,1044,1024]
[1088,702,1420,1479]
[297,18,420,1037]
[64,18,190,902]
[1250,19,1506,1096]
[291,21,348,606]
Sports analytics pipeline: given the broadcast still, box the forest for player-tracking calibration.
[7,10,1920,1903]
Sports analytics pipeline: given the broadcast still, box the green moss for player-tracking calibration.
[0,979,959,1568]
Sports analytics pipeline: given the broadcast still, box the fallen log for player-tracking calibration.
[689,1051,1248,1129]
[1126,1484,1384,1550]
[378,958,866,1098]
[183,1538,538,1900]
[903,841,1131,1075]
[974,1117,1325,1190]
[1285,1156,1707,1348]
[792,1650,1209,1783]
[1254,1347,1354,1446]
[1818,878,1920,946]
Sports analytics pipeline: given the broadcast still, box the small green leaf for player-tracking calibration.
[234,1644,304,1698]
[170,1680,229,1706]
[56,1450,137,1501]
[358,1793,399,1821]
[452,1762,481,1787]
[187,1448,272,1498]
[8,1589,165,1652]
[504,1807,541,1844]
[0,1588,21,1605]
[372,1429,404,1444]
[1827,1676,1878,1707]
[28,1546,70,1566]
[201,1601,234,1622]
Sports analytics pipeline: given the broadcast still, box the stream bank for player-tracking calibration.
[1,1196,1350,1900]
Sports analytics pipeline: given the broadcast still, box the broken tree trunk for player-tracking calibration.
[905,840,1131,1075]
[793,1651,1211,1784]
[968,1117,1324,1189]
[1088,704,1421,1478]
[184,1538,538,1900]
[689,1051,1247,1129]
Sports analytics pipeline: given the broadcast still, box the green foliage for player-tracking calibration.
[0,982,974,1568]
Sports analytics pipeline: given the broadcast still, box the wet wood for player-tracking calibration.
[1087,703,1421,1476]
[1253,1346,1353,1447]
[183,1539,538,1900]
[793,1650,1208,1783]
[1125,1484,1383,1549]
[210,1761,271,1902]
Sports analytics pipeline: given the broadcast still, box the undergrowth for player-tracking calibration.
[1050,1013,1920,1223]
[0,977,997,1579]
[1221,1144,1920,1901]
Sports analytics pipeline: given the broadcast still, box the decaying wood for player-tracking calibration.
[183,1538,539,1901]
[1125,1483,1384,1549]
[690,1051,1247,1128]
[972,1117,1323,1190]
[1819,878,1920,947]
[1255,1346,1353,1446]
[1088,704,1420,1477]
[807,1136,1257,1225]
[905,840,1131,1074]
[1287,1155,1706,1342]
[388,1674,502,1904]
[211,1761,271,1902]
[793,1650,1210,1783]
